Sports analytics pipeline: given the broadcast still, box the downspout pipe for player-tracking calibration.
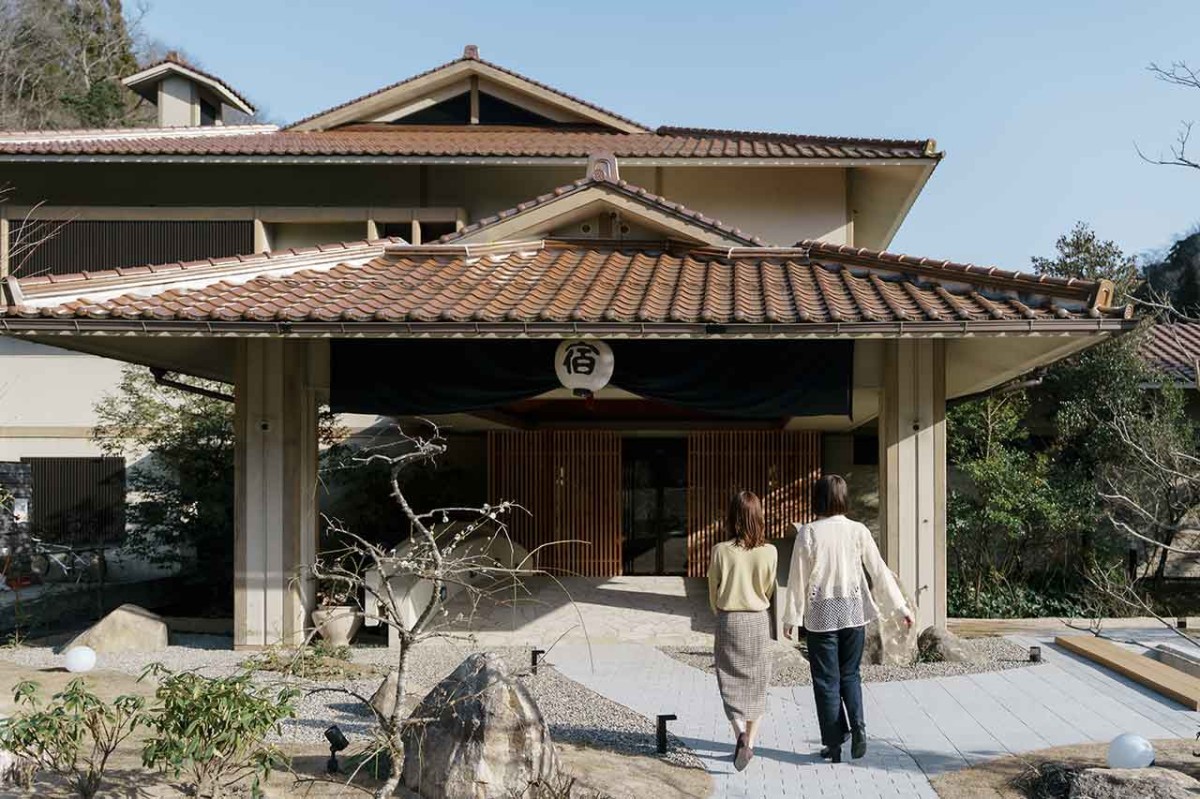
[947,375,1044,407]
[149,367,234,403]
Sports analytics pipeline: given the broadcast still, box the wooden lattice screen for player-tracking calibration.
[487,431,622,577]
[685,431,821,576]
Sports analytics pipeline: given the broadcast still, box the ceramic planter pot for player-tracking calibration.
[312,606,362,646]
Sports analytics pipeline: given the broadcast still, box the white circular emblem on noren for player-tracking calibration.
[554,339,614,397]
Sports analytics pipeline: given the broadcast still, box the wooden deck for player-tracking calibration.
[1055,634,1200,711]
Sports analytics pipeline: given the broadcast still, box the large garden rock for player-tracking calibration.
[864,620,884,664]
[401,652,558,799]
[1067,766,1200,798]
[917,626,975,663]
[370,669,400,720]
[865,612,917,666]
[59,604,168,654]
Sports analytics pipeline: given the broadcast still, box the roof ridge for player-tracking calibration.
[286,52,648,132]
[436,174,767,247]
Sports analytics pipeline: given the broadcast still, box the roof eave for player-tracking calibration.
[0,317,1140,338]
[0,154,941,167]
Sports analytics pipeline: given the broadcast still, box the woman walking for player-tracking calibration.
[783,475,912,763]
[708,490,777,772]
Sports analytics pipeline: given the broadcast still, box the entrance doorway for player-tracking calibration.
[622,438,687,575]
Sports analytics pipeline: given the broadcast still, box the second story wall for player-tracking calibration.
[1,160,852,276]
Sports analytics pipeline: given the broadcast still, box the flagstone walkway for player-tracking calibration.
[549,633,1200,799]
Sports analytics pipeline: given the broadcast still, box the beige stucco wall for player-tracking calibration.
[268,222,370,251]
[659,167,848,246]
[0,338,124,461]
[1,163,850,249]
[424,165,848,247]
[158,76,196,127]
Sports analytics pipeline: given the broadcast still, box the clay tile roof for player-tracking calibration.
[3,241,1132,330]
[1142,323,1200,384]
[437,175,769,246]
[800,239,1103,298]
[656,126,940,158]
[0,127,938,160]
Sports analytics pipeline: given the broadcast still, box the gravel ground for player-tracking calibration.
[661,635,1039,685]
[0,636,701,770]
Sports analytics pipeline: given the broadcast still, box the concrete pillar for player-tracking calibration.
[234,339,319,648]
[878,339,947,629]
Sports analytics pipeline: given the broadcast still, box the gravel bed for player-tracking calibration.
[661,635,1039,685]
[0,637,701,769]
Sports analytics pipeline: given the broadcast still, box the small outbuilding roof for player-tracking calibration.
[121,56,256,116]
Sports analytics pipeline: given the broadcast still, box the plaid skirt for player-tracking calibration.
[715,609,771,721]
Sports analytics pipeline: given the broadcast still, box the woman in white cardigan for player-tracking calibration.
[783,475,912,763]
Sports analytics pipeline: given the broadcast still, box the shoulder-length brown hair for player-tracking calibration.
[727,490,766,549]
[812,474,849,517]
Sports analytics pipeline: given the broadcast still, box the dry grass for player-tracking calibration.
[930,738,1200,798]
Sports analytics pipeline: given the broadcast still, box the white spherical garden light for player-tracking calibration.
[64,645,97,674]
[1106,733,1154,769]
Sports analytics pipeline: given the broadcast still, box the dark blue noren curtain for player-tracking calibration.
[330,339,852,419]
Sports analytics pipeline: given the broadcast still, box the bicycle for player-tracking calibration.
[27,537,107,584]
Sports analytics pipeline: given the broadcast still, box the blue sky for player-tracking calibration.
[137,0,1200,272]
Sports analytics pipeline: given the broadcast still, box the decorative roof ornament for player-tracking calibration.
[463,44,480,60]
[587,151,619,182]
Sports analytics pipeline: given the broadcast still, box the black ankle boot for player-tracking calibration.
[851,727,867,759]
[829,746,842,763]
[820,733,850,758]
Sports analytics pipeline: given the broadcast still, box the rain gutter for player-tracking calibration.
[0,317,1140,338]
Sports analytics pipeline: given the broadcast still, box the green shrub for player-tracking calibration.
[0,679,146,798]
[140,665,298,798]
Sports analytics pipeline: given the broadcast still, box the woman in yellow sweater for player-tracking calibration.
[707,490,778,772]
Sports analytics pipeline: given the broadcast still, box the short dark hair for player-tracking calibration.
[813,474,848,517]
[726,490,766,549]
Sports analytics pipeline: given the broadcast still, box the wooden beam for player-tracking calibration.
[1056,635,1200,710]
[464,408,533,430]
[469,75,480,125]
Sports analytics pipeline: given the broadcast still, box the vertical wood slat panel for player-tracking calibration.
[22,456,126,546]
[9,220,254,277]
[685,432,822,576]
[488,431,621,577]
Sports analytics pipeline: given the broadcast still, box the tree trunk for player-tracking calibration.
[374,639,412,799]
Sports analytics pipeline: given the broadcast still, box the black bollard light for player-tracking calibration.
[325,725,349,774]
[531,648,546,675]
[657,714,677,755]
[1029,645,1042,663]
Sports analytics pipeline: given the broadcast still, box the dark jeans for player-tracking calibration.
[805,625,865,747]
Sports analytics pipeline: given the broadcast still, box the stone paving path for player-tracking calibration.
[550,633,1200,799]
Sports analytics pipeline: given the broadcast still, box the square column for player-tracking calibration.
[234,340,319,648]
[878,339,947,629]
